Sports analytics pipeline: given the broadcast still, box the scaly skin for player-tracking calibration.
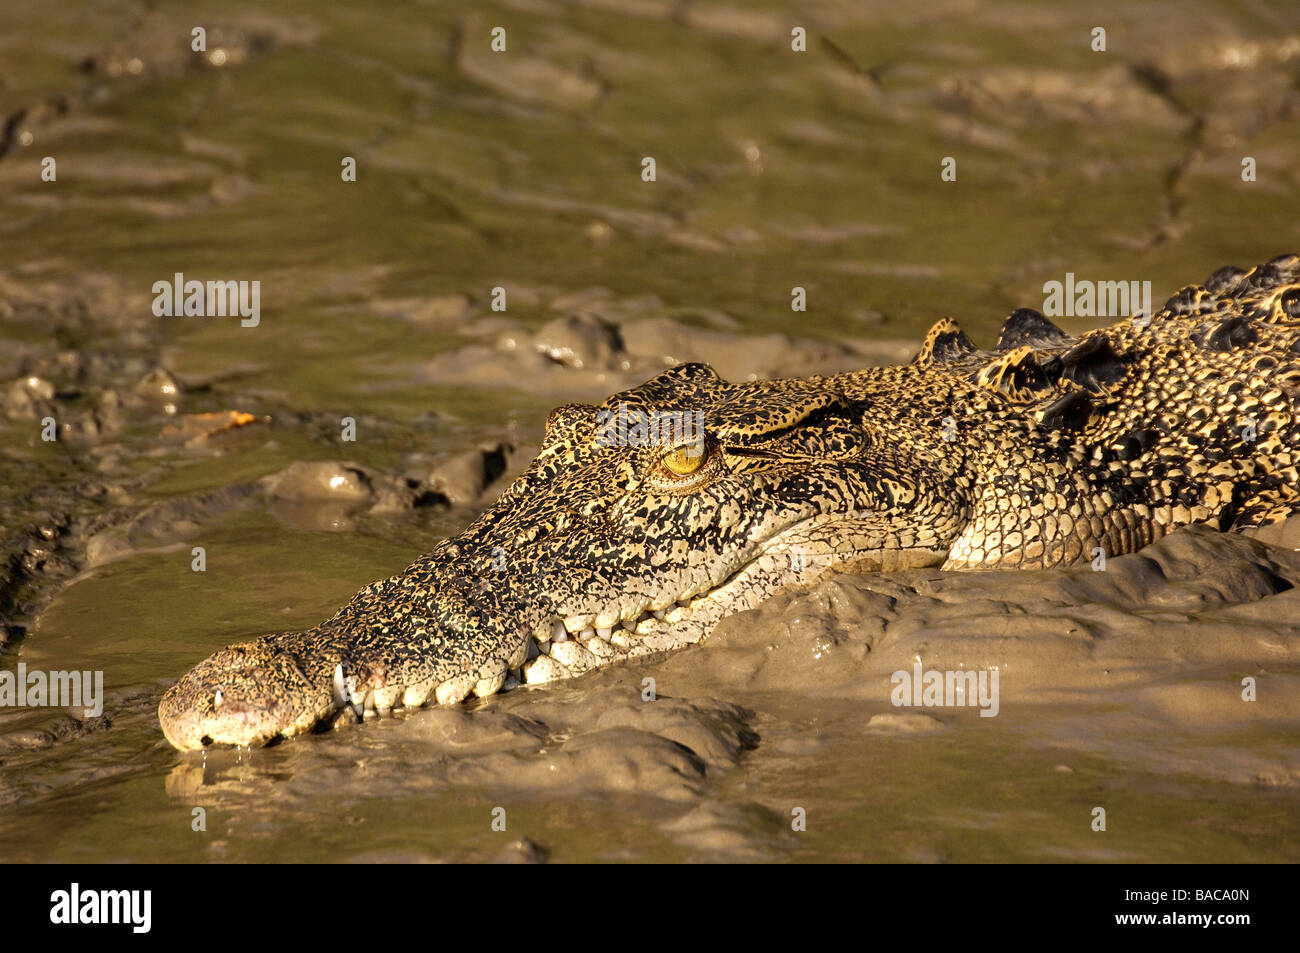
[159,256,1300,750]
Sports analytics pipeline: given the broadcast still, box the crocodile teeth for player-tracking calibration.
[373,684,402,714]
[435,674,477,705]
[473,672,506,698]
[402,677,435,707]
[663,605,689,623]
[522,655,569,685]
[549,640,597,673]
[321,587,709,714]
[507,588,708,683]
[586,637,619,660]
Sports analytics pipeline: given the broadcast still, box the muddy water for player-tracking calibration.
[1,0,1299,862]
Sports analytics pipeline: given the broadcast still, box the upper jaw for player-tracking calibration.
[514,517,868,685]
[161,511,920,749]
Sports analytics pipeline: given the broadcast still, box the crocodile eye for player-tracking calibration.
[661,443,706,475]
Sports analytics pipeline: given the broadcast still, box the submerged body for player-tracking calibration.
[159,257,1300,750]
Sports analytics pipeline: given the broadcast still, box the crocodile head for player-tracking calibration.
[160,255,1300,749]
[159,361,966,749]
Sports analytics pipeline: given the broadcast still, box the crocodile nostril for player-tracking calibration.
[200,735,213,747]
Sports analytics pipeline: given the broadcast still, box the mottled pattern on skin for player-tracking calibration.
[158,256,1300,750]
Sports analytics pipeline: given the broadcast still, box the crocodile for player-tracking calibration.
[159,256,1300,750]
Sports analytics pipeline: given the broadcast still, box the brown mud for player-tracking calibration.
[1,0,1299,861]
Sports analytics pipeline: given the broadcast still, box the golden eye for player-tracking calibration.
[661,443,706,476]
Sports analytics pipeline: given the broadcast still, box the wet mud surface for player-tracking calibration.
[1,0,1299,861]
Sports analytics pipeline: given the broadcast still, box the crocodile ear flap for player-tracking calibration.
[1046,335,1128,393]
[709,380,853,449]
[972,346,1050,401]
[913,318,978,365]
[996,308,1073,351]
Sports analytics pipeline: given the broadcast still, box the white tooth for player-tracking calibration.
[523,655,569,685]
[527,639,542,660]
[473,673,506,698]
[435,674,477,705]
[577,626,596,641]
[563,615,591,634]
[502,673,520,692]
[596,626,613,639]
[586,637,619,660]
[402,678,435,707]
[552,628,568,643]
[347,676,365,716]
[652,609,665,620]
[332,664,347,706]
[551,621,566,641]
[549,640,597,673]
